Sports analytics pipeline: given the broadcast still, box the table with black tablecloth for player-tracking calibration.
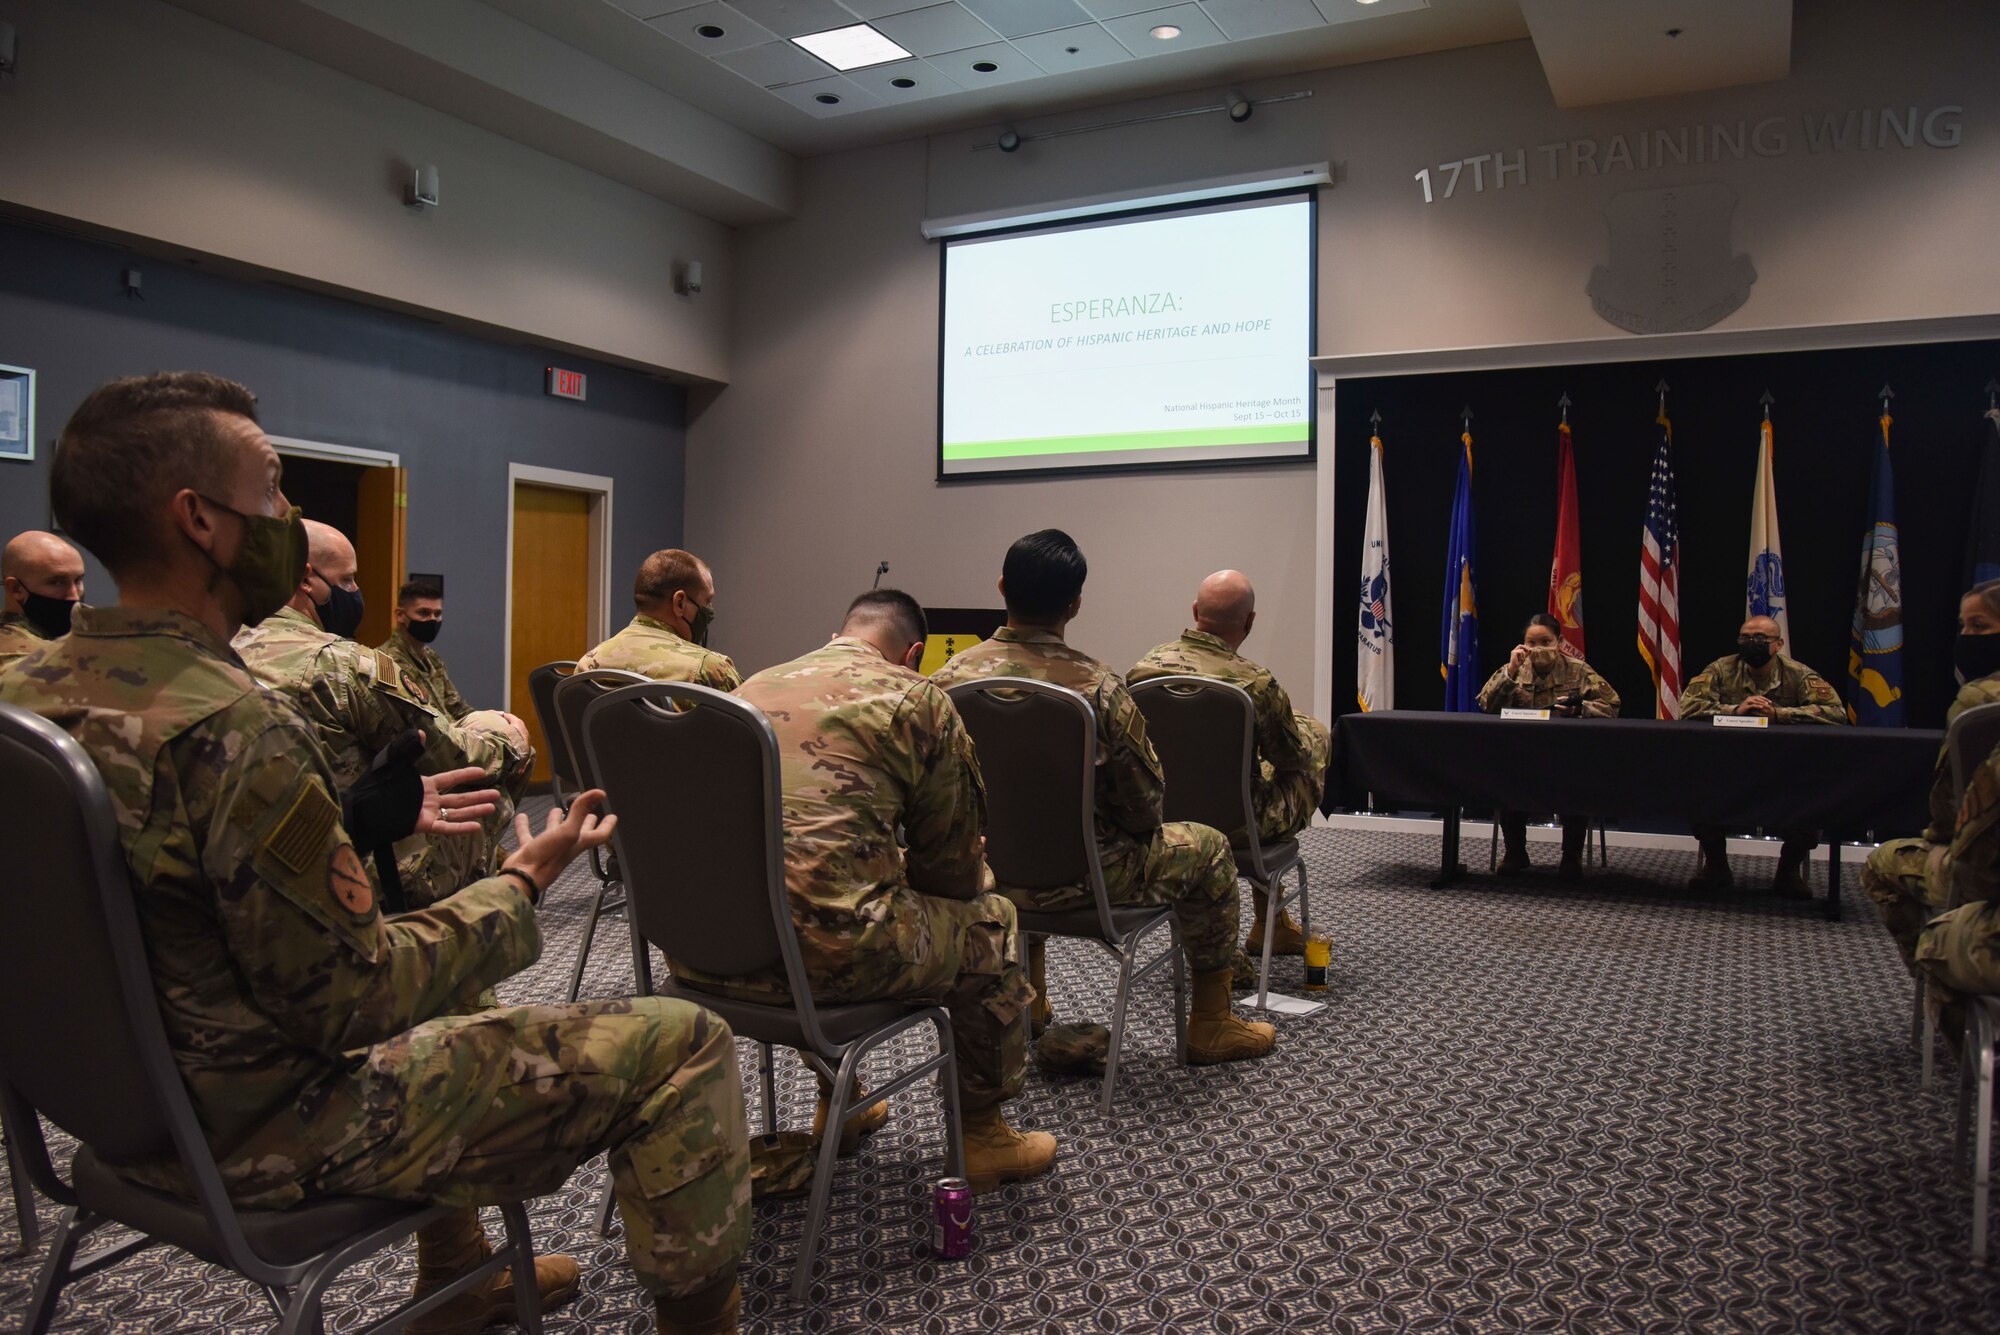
[1325,711,1943,919]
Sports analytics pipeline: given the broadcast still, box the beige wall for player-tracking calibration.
[0,0,737,382]
[690,0,1999,694]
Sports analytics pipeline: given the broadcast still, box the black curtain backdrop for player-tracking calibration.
[1330,338,2000,730]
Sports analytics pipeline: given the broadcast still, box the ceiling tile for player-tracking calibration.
[1198,0,1326,41]
[645,2,782,54]
[953,0,1091,38]
[1072,0,1161,18]
[729,0,861,37]
[602,0,707,18]
[1310,0,1430,25]
[926,40,1046,85]
[765,72,885,115]
[870,3,1000,56]
[835,0,933,17]
[713,38,834,84]
[841,55,965,100]
[1101,3,1226,55]
[1007,24,1133,71]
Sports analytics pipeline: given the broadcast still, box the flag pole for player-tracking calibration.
[1986,377,1998,411]
[1760,389,1773,423]
[1656,378,1669,418]
[1558,392,1570,425]
[1880,383,1895,421]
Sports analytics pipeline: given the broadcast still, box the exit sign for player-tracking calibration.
[546,367,587,401]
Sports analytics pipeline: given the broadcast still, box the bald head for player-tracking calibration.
[288,519,359,625]
[1192,570,1257,650]
[3,531,86,615]
[1740,614,1781,643]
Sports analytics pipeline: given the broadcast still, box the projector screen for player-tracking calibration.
[938,190,1316,480]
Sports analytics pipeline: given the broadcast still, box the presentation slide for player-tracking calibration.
[939,191,1314,479]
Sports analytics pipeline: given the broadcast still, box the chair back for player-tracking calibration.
[1130,676,1259,848]
[0,704,264,1265]
[1949,700,2000,805]
[552,668,648,791]
[527,660,578,797]
[582,682,816,1001]
[945,678,1118,923]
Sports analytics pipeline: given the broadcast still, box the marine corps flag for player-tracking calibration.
[1439,427,1479,711]
[1356,430,1395,711]
[1847,412,1905,726]
[1547,421,1585,659]
[1746,415,1790,645]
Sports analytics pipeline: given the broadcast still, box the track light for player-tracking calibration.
[1226,92,1253,123]
[997,128,1023,153]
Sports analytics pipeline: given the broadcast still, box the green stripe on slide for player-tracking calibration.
[942,422,1309,460]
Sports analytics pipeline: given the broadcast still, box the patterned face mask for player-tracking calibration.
[201,499,307,626]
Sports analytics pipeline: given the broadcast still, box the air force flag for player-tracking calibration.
[1746,417,1789,644]
[1357,431,1394,711]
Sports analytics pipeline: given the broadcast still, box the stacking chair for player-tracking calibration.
[526,660,579,805]
[580,680,965,1304]
[1916,702,2000,1090]
[0,703,544,1335]
[1129,676,1313,1010]
[945,677,1187,1114]
[547,666,649,1002]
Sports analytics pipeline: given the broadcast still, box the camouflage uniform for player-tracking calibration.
[1917,740,2000,1006]
[1477,654,1621,862]
[1864,671,2000,967]
[577,614,741,691]
[1679,652,1847,724]
[931,627,1240,972]
[377,626,472,721]
[677,637,1029,1110]
[235,605,530,906]
[1129,629,1332,843]
[1680,651,1846,864]
[0,610,50,673]
[0,606,749,1299]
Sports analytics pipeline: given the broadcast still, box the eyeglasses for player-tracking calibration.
[1737,635,1778,645]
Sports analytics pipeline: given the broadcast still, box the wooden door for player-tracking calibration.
[352,465,407,648]
[510,483,592,786]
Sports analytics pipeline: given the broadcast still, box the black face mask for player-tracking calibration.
[687,602,714,647]
[406,618,442,645]
[1737,639,1775,668]
[1957,632,2000,684]
[21,592,78,639]
[313,573,366,640]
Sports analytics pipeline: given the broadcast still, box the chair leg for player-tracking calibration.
[1101,940,1140,1116]
[1293,860,1311,942]
[6,1127,39,1257]
[1170,918,1188,1067]
[1597,824,1610,868]
[1922,978,1938,1092]
[1975,1022,1995,1261]
[1254,876,1279,1010]
[760,1043,779,1135]
[934,1017,966,1181]
[594,1170,619,1238]
[1488,817,1499,872]
[273,1281,326,1335]
[629,918,654,996]
[567,879,613,1003]
[21,1206,89,1335]
[789,1051,859,1303]
[499,1201,545,1335]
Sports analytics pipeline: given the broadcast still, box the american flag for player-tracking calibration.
[1636,415,1682,718]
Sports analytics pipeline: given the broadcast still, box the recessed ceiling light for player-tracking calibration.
[792,22,912,71]
[1150,23,1182,38]
[696,23,725,37]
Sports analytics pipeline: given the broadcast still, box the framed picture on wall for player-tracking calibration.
[0,365,34,463]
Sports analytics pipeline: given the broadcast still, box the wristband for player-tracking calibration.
[499,867,541,904]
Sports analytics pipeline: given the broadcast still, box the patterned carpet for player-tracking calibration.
[3,818,1997,1333]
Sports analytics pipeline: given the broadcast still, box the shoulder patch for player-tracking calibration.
[327,844,374,915]
[265,781,340,875]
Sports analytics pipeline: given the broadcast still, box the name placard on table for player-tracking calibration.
[1712,714,1770,728]
[1500,708,1551,720]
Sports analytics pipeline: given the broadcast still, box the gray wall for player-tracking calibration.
[0,217,687,706]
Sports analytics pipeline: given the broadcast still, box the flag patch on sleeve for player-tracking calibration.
[264,782,339,875]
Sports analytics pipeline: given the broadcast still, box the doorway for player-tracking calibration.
[270,436,405,649]
[506,465,614,786]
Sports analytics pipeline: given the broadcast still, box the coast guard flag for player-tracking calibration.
[1439,431,1479,711]
[1637,415,1683,718]
[1846,413,1905,725]
[1969,410,2000,587]
[1548,422,1586,660]
[1357,431,1395,711]
[1746,418,1790,644]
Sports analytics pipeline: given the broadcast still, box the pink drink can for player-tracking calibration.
[932,1177,973,1259]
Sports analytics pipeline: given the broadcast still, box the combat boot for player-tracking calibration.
[1187,967,1276,1065]
[962,1106,1057,1194]
[813,1078,887,1155]
[410,1208,579,1335]
[1244,887,1306,956]
[655,1275,741,1335]
[1027,935,1053,1037]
